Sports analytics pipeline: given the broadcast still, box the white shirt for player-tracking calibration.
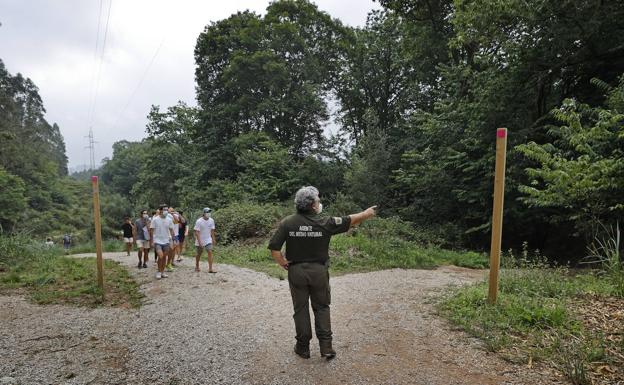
[150,215,174,244]
[172,213,180,236]
[194,217,215,246]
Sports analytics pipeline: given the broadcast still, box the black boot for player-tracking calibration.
[294,343,310,359]
[319,341,336,360]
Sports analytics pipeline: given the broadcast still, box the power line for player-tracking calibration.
[87,0,104,125]
[111,37,166,131]
[89,0,113,129]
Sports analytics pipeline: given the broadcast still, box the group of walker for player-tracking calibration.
[122,205,216,279]
[121,186,377,361]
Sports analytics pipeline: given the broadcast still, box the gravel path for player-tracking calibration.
[0,252,566,385]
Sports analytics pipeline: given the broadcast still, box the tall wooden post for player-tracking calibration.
[488,128,507,304]
[91,176,104,294]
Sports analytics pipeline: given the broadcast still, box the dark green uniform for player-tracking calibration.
[268,212,351,352]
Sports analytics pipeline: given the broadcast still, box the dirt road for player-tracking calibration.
[0,252,564,385]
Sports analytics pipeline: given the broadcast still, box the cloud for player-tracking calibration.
[0,0,380,169]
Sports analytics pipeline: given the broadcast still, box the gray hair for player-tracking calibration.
[294,186,319,213]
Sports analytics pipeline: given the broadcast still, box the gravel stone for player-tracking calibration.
[0,252,566,384]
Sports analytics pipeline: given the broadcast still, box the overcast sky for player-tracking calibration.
[0,0,380,170]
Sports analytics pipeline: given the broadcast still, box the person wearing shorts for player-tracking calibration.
[176,211,188,262]
[194,207,216,273]
[150,210,159,262]
[150,205,175,279]
[121,217,134,256]
[167,207,180,270]
[133,210,151,269]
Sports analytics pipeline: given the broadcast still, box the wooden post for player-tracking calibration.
[91,175,104,294]
[488,128,507,304]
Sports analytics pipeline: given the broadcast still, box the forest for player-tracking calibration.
[3,0,622,262]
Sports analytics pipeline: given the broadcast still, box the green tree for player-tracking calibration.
[0,167,27,232]
[517,78,624,233]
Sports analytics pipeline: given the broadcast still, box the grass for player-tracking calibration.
[439,266,624,384]
[65,239,126,254]
[0,235,143,308]
[190,231,488,280]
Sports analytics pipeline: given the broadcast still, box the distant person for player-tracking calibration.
[150,205,175,279]
[167,207,180,270]
[150,210,159,262]
[268,186,377,360]
[176,210,188,262]
[121,217,134,256]
[194,207,216,273]
[62,233,72,254]
[45,237,54,247]
[133,210,151,269]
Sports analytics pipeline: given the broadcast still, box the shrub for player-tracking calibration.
[212,202,290,243]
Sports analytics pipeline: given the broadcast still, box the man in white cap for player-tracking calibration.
[194,207,216,273]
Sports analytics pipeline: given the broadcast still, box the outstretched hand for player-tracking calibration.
[365,205,378,218]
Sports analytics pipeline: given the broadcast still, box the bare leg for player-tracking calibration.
[137,248,143,264]
[207,249,215,272]
[126,242,132,256]
[157,249,165,273]
[143,248,150,263]
[167,245,174,267]
[195,247,202,271]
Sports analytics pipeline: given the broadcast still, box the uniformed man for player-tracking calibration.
[269,186,377,360]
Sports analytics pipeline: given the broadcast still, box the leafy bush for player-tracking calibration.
[213,202,290,243]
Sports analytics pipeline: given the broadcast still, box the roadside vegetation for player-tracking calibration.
[0,234,142,308]
[195,206,488,280]
[440,238,624,385]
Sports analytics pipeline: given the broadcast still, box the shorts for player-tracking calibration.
[155,243,170,253]
[196,244,212,253]
[172,235,180,245]
[136,240,150,249]
[178,235,185,243]
[123,237,133,243]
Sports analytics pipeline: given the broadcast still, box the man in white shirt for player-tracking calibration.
[194,207,216,273]
[150,204,175,279]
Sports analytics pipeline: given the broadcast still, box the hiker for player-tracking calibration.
[149,205,175,279]
[150,210,159,262]
[45,237,54,247]
[133,210,151,269]
[121,217,134,256]
[194,207,216,273]
[164,207,178,271]
[62,233,72,253]
[176,210,188,262]
[268,186,377,360]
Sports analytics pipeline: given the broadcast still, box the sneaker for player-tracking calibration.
[161,272,169,278]
[294,344,310,359]
[142,263,148,268]
[155,272,162,279]
[165,264,175,272]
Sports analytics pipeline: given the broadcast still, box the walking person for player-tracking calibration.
[150,210,159,262]
[121,217,134,256]
[62,233,72,254]
[166,207,179,271]
[194,207,216,273]
[176,211,188,262]
[133,210,151,268]
[149,205,175,279]
[268,186,377,360]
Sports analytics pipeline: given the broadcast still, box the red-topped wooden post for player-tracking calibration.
[488,128,507,304]
[91,175,104,294]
